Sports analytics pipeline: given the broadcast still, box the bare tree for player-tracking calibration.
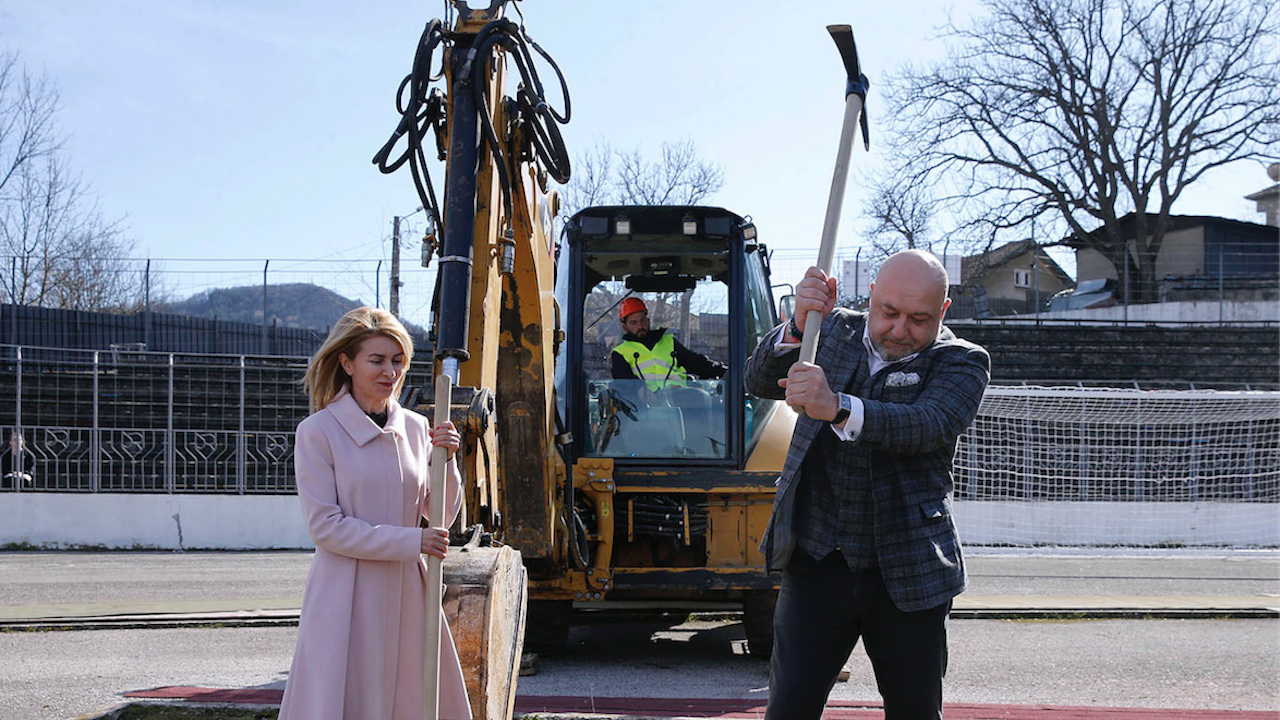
[559,138,724,220]
[557,139,614,221]
[859,168,937,258]
[1,50,144,311]
[886,0,1279,302]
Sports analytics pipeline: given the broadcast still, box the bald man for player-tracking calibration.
[745,250,990,720]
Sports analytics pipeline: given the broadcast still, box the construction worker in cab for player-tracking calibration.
[611,297,727,390]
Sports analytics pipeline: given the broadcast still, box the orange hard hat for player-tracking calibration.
[619,297,647,321]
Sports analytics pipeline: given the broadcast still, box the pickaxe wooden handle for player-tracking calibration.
[797,24,871,374]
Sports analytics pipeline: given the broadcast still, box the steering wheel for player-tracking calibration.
[593,386,638,453]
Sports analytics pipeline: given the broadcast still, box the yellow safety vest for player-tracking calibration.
[613,333,689,391]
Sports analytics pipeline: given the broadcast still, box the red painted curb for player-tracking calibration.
[123,687,1280,720]
[125,687,281,704]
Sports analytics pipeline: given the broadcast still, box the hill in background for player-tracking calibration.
[161,283,426,336]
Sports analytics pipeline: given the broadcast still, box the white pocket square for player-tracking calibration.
[886,371,921,387]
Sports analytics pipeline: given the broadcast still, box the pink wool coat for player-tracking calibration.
[279,390,472,720]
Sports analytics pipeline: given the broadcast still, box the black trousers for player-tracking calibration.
[764,549,951,720]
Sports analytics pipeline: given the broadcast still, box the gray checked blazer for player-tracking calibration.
[745,308,990,612]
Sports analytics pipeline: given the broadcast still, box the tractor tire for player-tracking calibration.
[742,588,778,658]
[524,598,573,654]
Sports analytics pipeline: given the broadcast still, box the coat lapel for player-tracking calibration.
[327,389,409,446]
[383,398,408,440]
[327,390,382,447]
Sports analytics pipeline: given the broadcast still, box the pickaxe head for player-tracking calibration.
[826,24,871,150]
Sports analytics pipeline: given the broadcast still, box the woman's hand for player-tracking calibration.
[420,526,450,558]
[429,421,461,460]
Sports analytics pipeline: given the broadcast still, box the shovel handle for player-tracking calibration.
[423,373,452,720]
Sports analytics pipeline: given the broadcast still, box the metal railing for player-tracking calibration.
[1,345,429,494]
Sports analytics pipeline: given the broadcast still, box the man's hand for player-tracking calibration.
[793,266,838,335]
[779,362,841,421]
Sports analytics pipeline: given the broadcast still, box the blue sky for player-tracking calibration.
[2,1,1270,326]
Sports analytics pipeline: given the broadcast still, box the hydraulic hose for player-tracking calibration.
[464,17,572,222]
[372,19,448,234]
[373,8,572,284]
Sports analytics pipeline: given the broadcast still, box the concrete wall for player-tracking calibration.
[955,501,1280,547]
[953,320,1278,387]
[0,494,313,550]
[2,493,1276,549]
[1001,299,1279,324]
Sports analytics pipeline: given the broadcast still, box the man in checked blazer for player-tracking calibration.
[745,250,990,720]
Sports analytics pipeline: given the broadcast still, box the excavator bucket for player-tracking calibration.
[443,544,528,720]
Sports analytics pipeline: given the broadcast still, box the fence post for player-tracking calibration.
[1077,395,1088,500]
[1218,247,1224,324]
[1122,245,1130,325]
[1189,396,1199,502]
[91,351,100,493]
[1134,395,1145,499]
[1033,247,1041,322]
[1022,392,1032,500]
[262,260,270,355]
[1245,416,1256,500]
[144,259,152,348]
[854,248,861,299]
[238,356,247,494]
[13,346,21,494]
[166,353,175,493]
[9,256,17,344]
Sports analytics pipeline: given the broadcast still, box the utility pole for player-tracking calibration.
[390,216,402,316]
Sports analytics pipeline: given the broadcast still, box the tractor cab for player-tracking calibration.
[556,206,784,469]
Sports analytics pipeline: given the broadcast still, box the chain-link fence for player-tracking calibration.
[0,345,430,494]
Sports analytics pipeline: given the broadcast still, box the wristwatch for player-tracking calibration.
[832,393,853,425]
[787,316,803,340]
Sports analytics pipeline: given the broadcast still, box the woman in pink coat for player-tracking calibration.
[279,307,472,720]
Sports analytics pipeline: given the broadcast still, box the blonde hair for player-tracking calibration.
[303,307,415,413]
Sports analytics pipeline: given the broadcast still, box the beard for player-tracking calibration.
[871,336,914,362]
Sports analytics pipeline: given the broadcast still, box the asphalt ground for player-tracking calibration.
[0,550,1276,720]
[5,548,1274,609]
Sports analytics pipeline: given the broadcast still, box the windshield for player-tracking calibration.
[581,278,729,459]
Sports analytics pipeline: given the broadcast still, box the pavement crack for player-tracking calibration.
[172,512,184,549]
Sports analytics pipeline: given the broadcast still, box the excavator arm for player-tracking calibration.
[375,0,572,572]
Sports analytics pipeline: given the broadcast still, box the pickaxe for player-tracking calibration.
[797,25,870,370]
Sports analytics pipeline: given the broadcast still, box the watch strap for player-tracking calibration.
[832,393,851,425]
[787,316,803,340]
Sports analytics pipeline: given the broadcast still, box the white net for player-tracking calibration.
[954,386,1280,547]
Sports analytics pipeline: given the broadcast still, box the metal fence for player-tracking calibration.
[1,303,336,356]
[0,345,429,494]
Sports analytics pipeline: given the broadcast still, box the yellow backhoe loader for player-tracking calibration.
[372,2,796,717]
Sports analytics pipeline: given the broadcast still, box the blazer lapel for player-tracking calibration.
[818,312,866,395]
